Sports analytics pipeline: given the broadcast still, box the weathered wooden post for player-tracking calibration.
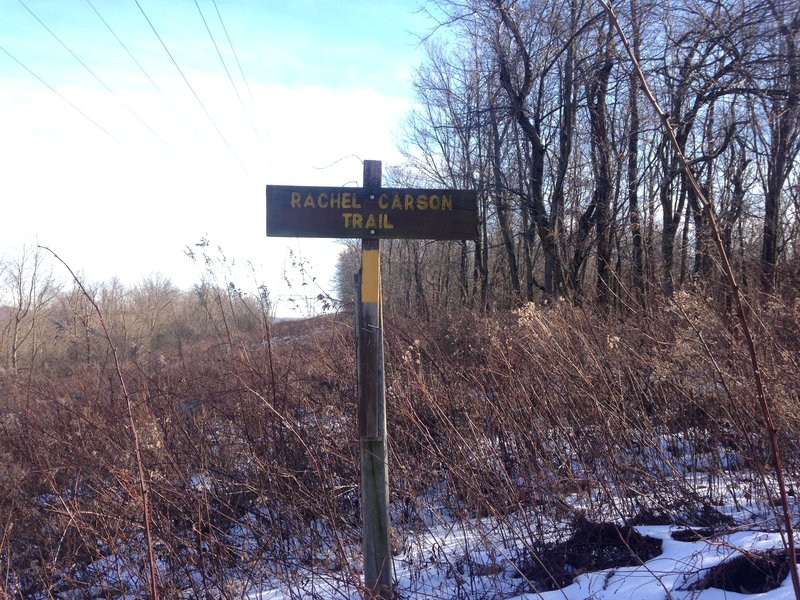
[355,160,392,597]
[266,163,476,599]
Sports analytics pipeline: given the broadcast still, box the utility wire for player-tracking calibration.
[84,0,205,154]
[132,0,254,182]
[84,0,165,105]
[0,44,117,141]
[193,0,268,160]
[17,0,174,151]
[211,0,272,173]
[211,0,274,149]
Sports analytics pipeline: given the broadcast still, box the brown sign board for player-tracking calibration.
[266,185,478,240]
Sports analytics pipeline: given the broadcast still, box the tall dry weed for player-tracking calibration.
[2,291,799,596]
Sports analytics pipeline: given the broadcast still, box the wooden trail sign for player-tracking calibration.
[266,163,476,600]
[266,184,477,239]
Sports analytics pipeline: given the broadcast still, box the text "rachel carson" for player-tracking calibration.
[290,191,454,211]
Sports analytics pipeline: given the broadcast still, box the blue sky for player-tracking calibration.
[0,0,430,316]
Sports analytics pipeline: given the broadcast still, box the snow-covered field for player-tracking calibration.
[246,501,799,599]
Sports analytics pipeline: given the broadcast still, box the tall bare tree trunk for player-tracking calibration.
[761,2,800,292]
[493,0,558,299]
[627,0,645,304]
[588,32,615,305]
[490,103,521,301]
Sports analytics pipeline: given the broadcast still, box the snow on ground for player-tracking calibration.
[245,518,798,599]
[529,527,793,600]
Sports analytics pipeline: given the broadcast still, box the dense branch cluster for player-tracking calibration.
[2,277,799,596]
[359,0,800,313]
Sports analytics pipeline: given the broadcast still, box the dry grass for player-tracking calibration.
[1,291,799,597]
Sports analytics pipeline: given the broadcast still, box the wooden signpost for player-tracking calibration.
[266,161,477,599]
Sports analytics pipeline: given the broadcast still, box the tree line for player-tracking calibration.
[0,245,268,374]
[338,0,800,315]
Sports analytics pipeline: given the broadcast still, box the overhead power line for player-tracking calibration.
[132,0,254,182]
[84,0,203,154]
[0,44,117,141]
[16,0,174,151]
[84,0,164,100]
[211,0,264,129]
[193,0,267,158]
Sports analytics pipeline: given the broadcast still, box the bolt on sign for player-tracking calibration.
[266,185,477,240]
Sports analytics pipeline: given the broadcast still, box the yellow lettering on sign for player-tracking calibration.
[340,212,396,230]
[286,188,458,231]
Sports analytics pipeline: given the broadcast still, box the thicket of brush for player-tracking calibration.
[2,277,798,597]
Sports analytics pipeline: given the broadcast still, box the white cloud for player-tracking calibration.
[0,0,428,318]
[0,74,411,317]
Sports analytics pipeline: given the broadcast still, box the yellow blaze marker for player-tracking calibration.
[361,248,381,304]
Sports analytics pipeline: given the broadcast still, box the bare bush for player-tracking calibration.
[1,286,799,597]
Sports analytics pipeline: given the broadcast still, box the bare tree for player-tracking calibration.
[626,0,646,303]
[0,245,59,372]
[400,0,799,308]
[759,0,800,291]
[491,0,559,298]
